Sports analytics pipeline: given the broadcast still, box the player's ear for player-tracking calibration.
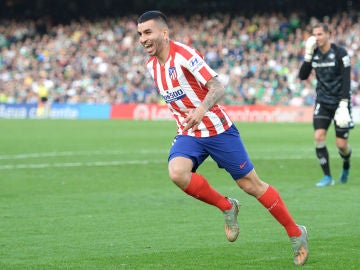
[163,29,169,40]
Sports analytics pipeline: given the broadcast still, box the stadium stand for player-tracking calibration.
[0,1,360,106]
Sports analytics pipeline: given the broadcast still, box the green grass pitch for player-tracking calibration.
[1,119,359,269]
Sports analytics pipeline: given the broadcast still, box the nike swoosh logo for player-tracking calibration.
[239,161,247,169]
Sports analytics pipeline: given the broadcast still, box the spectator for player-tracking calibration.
[0,12,359,106]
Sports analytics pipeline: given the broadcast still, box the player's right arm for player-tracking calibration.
[299,36,316,80]
[298,61,313,80]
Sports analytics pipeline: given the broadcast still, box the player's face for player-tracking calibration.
[312,27,329,48]
[137,19,168,57]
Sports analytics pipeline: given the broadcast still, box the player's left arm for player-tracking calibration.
[338,48,351,100]
[181,48,223,132]
[202,76,226,110]
[334,47,353,128]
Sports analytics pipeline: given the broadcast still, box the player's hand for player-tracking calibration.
[181,105,206,132]
[334,99,353,128]
[304,36,316,62]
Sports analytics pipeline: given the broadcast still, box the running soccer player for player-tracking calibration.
[299,23,354,187]
[137,10,308,266]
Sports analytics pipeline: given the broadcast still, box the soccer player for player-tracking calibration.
[299,23,354,187]
[137,11,308,266]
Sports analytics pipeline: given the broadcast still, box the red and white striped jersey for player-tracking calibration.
[146,40,233,137]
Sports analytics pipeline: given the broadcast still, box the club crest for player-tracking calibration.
[168,66,177,80]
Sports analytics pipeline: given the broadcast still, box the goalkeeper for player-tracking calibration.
[299,23,354,187]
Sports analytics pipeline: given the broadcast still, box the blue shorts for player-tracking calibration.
[169,125,254,180]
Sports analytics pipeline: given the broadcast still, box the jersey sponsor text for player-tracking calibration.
[161,87,186,103]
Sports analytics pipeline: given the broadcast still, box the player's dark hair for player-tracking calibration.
[137,10,168,26]
[312,23,330,34]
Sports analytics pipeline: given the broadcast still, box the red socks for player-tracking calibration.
[183,173,232,211]
[182,174,301,237]
[258,185,301,237]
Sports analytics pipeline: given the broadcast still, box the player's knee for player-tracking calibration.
[236,170,267,197]
[314,129,326,142]
[335,137,348,150]
[238,181,256,195]
[336,143,348,153]
[314,134,326,143]
[168,169,181,183]
[168,157,193,186]
[168,165,188,187]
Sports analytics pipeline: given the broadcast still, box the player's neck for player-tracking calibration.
[319,42,331,54]
[156,40,171,65]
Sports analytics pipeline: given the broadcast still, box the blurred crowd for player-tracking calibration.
[1,11,360,106]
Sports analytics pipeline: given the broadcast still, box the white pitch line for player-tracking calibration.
[0,159,166,170]
[0,149,168,160]
[1,149,356,170]
[0,154,323,171]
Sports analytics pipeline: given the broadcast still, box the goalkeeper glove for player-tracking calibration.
[304,36,316,62]
[334,99,353,128]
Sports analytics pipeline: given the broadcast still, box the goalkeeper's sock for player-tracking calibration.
[258,185,301,237]
[182,173,232,211]
[339,146,352,170]
[316,145,331,176]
